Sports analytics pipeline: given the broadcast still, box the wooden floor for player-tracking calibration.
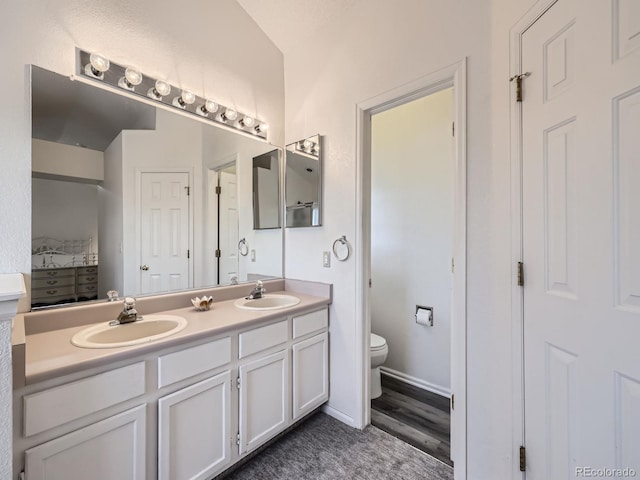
[371,375,452,466]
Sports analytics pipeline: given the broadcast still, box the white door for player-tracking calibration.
[522,0,640,477]
[238,350,289,455]
[292,332,329,420]
[25,406,146,480]
[139,172,190,294]
[158,372,231,480]
[219,170,239,284]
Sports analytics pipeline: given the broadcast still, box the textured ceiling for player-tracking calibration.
[237,0,364,54]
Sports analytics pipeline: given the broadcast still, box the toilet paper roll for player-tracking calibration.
[415,307,433,326]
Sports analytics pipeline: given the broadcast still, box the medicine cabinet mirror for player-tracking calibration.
[285,134,322,228]
[30,65,283,309]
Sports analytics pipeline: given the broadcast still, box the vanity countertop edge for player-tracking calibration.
[15,280,332,387]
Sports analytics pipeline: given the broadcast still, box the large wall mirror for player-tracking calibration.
[30,65,283,309]
[285,134,322,228]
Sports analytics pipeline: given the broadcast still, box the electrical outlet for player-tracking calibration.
[251,249,256,262]
[323,251,331,268]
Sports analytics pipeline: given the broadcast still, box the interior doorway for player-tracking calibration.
[356,59,467,478]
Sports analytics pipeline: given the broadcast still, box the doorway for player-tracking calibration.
[369,88,454,465]
[356,59,467,478]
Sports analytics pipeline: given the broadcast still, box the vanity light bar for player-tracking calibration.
[77,49,268,140]
[294,135,319,157]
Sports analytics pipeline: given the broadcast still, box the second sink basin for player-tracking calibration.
[71,314,187,349]
[234,294,300,310]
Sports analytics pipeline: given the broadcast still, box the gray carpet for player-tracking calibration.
[222,413,454,480]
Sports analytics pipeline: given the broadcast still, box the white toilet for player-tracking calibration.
[370,333,389,399]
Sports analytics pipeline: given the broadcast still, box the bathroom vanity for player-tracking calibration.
[12,280,331,480]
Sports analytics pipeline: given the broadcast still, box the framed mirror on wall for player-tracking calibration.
[285,134,322,228]
[30,65,283,309]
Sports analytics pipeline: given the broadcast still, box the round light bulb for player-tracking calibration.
[181,90,196,105]
[223,108,238,121]
[241,116,255,127]
[303,139,314,150]
[254,122,269,134]
[155,80,171,97]
[204,100,218,113]
[89,53,110,73]
[124,67,142,86]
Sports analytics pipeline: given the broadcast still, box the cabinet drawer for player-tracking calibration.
[158,337,231,388]
[77,274,98,285]
[239,320,288,358]
[77,266,98,275]
[293,309,328,339]
[24,362,145,436]
[32,276,75,289]
[32,268,74,280]
[77,284,98,295]
[31,285,75,300]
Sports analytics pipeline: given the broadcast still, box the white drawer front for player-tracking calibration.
[293,309,328,339]
[24,362,145,437]
[158,337,231,388]
[239,320,288,359]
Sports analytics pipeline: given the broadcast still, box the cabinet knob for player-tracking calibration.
[140,265,150,271]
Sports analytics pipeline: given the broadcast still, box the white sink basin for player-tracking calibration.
[234,294,300,310]
[71,314,187,349]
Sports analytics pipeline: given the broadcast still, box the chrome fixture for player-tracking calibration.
[110,297,141,325]
[76,49,268,139]
[107,290,119,302]
[245,280,266,300]
[332,235,351,262]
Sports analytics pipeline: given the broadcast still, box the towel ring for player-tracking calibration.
[238,238,249,256]
[332,235,351,262]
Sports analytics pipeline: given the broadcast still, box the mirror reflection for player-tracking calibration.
[31,66,283,309]
[252,150,281,230]
[285,135,322,227]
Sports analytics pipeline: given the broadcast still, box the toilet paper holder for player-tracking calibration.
[415,305,434,326]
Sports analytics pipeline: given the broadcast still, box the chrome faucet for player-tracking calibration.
[246,280,266,300]
[110,297,141,326]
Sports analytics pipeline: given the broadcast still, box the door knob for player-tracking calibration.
[140,265,150,271]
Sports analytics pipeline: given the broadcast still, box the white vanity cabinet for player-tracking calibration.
[158,372,232,480]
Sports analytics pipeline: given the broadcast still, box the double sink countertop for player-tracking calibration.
[12,278,332,387]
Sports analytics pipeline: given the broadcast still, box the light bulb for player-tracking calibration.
[173,89,196,108]
[84,53,110,78]
[148,80,171,100]
[254,122,269,134]
[198,100,218,117]
[303,139,314,151]
[220,108,238,122]
[118,67,143,90]
[240,115,255,127]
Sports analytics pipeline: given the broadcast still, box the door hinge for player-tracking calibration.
[517,261,524,287]
[519,446,526,471]
[236,433,241,446]
[451,257,455,274]
[187,249,190,259]
[184,186,190,196]
[452,121,455,136]
[368,278,372,288]
[215,185,221,195]
[215,249,221,258]
[237,376,241,389]
[451,393,455,410]
[510,72,531,102]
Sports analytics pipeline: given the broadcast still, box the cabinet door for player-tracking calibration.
[25,405,146,480]
[158,371,231,480]
[292,331,329,420]
[239,350,289,454]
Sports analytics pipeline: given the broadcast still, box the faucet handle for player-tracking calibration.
[107,290,119,302]
[124,297,136,308]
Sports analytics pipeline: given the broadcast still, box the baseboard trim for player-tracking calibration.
[321,405,357,428]
[380,367,451,398]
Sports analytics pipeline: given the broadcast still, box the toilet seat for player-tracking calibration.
[370,333,387,351]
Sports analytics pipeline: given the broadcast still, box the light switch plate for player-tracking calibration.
[323,251,331,268]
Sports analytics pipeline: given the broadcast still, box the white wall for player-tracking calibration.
[0,0,283,476]
[371,89,453,393]
[282,0,509,477]
[32,177,99,255]
[32,139,104,182]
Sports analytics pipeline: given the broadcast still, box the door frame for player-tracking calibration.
[509,1,559,478]
[355,58,467,478]
[135,168,194,294]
